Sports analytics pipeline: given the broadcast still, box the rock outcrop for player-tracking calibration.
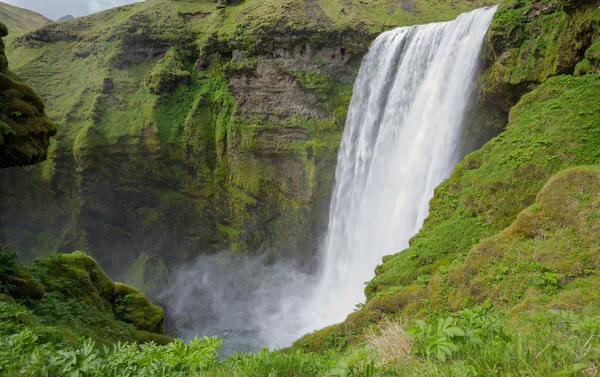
[0,247,171,344]
[0,22,56,168]
[484,0,600,111]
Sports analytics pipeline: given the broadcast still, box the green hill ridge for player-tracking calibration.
[0,1,51,45]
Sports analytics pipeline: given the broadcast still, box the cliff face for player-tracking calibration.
[0,0,492,283]
[0,22,56,168]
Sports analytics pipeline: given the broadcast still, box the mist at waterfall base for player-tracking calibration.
[159,6,497,354]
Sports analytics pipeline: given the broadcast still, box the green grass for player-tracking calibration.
[3,293,600,376]
[0,1,50,46]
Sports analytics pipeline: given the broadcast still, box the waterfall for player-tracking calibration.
[279,6,498,341]
[164,6,498,352]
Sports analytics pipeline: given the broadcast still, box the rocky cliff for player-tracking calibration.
[0,0,493,286]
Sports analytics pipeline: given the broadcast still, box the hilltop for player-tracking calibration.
[0,1,50,43]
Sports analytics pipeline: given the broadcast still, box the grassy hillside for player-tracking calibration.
[0,1,50,44]
[3,0,600,376]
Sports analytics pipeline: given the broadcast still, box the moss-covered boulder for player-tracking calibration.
[23,251,170,343]
[29,251,116,310]
[0,22,56,168]
[114,282,165,333]
[0,251,173,346]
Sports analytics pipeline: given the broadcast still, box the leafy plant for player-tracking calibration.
[406,317,465,361]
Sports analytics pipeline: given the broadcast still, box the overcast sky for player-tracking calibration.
[2,0,145,21]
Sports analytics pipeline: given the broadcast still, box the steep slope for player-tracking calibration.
[0,0,493,284]
[0,1,51,44]
[296,0,600,351]
[0,21,56,168]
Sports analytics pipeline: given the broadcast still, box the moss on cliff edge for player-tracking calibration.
[0,22,56,169]
[484,0,600,111]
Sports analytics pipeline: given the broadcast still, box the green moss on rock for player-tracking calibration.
[145,48,191,95]
[114,286,165,333]
[29,251,116,310]
[0,22,56,169]
[484,0,600,111]
[22,251,170,342]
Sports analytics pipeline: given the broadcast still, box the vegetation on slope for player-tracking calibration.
[0,247,171,345]
[0,22,56,168]
[4,0,600,375]
[3,273,600,376]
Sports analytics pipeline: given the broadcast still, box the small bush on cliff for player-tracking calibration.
[296,69,334,99]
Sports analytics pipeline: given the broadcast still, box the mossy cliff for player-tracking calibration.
[484,0,600,111]
[295,0,600,352]
[0,22,56,168]
[0,0,492,284]
[0,247,171,345]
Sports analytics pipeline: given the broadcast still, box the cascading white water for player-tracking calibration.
[279,6,498,340]
[164,6,498,352]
